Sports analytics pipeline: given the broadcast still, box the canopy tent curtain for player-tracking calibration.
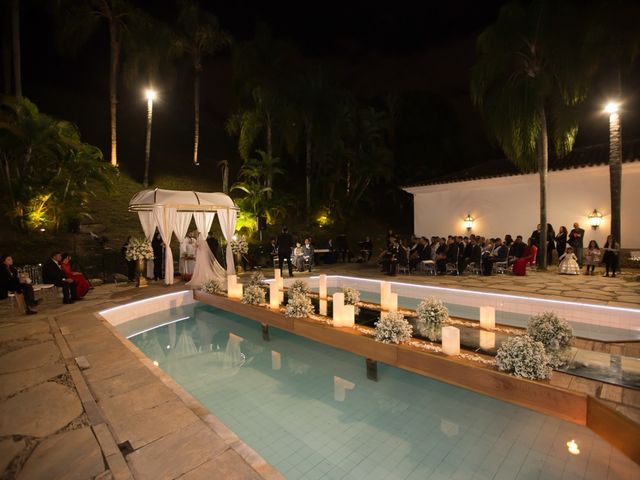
[129,188,239,285]
[174,212,194,276]
[137,211,156,278]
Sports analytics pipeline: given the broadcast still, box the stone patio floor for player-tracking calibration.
[0,263,638,479]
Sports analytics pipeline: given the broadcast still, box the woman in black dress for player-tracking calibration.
[602,235,620,277]
[0,255,37,314]
[555,226,568,263]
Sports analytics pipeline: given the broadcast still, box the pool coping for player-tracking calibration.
[94,297,285,480]
[194,290,640,466]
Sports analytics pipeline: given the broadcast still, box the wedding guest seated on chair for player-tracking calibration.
[292,242,305,271]
[359,236,373,261]
[513,239,536,275]
[60,253,91,298]
[434,238,448,274]
[43,251,77,304]
[382,237,401,276]
[482,237,508,276]
[510,235,526,259]
[1,254,37,314]
[302,238,314,272]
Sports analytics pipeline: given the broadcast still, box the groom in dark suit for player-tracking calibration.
[43,251,77,304]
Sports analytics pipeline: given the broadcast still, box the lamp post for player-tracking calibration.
[604,101,622,245]
[143,89,157,188]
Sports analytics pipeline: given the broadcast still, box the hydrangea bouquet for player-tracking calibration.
[415,298,448,341]
[125,237,154,261]
[242,284,266,305]
[375,312,413,344]
[230,235,249,255]
[201,279,223,295]
[289,280,311,296]
[527,312,573,367]
[495,335,552,380]
[285,293,314,318]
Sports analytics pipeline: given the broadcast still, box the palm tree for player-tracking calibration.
[173,0,230,166]
[218,159,229,193]
[589,1,640,245]
[11,0,21,98]
[471,0,594,269]
[56,0,152,167]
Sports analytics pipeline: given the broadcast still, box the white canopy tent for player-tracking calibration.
[129,188,239,286]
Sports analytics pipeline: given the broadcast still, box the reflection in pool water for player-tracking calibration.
[123,303,639,480]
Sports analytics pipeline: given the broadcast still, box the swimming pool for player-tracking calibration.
[121,302,639,480]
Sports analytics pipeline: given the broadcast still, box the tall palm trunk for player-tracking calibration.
[537,107,549,270]
[11,0,21,98]
[193,60,201,166]
[109,23,120,167]
[2,9,11,95]
[143,98,153,188]
[266,113,273,199]
[305,118,312,215]
[608,110,622,245]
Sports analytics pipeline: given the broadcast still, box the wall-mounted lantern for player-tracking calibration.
[588,209,603,230]
[463,214,474,232]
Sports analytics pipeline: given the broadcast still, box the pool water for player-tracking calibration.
[123,303,639,480]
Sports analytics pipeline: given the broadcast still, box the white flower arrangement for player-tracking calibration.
[415,298,449,341]
[242,284,266,305]
[340,286,361,315]
[230,235,249,255]
[200,279,223,295]
[285,293,314,318]
[125,237,154,261]
[289,280,311,297]
[375,312,413,344]
[495,335,552,380]
[527,312,573,368]
[248,270,266,287]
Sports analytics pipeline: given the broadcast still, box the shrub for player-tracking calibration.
[415,298,448,341]
[248,270,266,287]
[289,280,311,297]
[340,286,361,315]
[285,293,314,318]
[200,279,223,295]
[496,335,552,380]
[242,284,266,305]
[375,312,413,344]
[527,312,573,367]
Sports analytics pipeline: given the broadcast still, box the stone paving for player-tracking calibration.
[0,263,638,479]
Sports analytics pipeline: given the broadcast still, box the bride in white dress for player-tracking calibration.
[186,233,226,288]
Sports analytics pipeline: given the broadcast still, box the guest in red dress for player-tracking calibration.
[60,253,91,298]
[513,240,538,276]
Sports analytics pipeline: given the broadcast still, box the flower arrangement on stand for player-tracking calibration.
[285,292,314,318]
[415,298,449,341]
[289,280,311,297]
[201,279,224,295]
[230,235,249,273]
[495,335,552,380]
[375,312,413,344]
[526,312,573,367]
[340,286,361,315]
[125,237,154,288]
[242,284,266,305]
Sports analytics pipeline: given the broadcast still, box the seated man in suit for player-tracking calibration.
[482,238,508,276]
[43,251,77,304]
[301,238,315,272]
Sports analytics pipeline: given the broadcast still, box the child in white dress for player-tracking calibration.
[558,246,580,275]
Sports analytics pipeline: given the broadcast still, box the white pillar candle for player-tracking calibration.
[319,299,328,316]
[333,292,345,327]
[274,268,281,281]
[442,326,460,356]
[380,281,391,310]
[388,293,398,312]
[271,351,281,370]
[479,331,496,350]
[269,283,280,309]
[276,277,284,302]
[228,283,243,300]
[227,274,237,289]
[479,306,496,330]
[319,274,327,299]
[342,305,355,328]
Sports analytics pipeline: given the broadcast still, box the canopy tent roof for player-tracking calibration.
[129,188,238,212]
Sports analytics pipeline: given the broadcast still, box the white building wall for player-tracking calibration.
[405,162,640,248]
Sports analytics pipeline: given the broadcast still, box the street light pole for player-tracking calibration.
[143,89,157,188]
[604,101,622,245]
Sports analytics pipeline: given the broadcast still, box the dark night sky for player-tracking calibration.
[15,0,640,181]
